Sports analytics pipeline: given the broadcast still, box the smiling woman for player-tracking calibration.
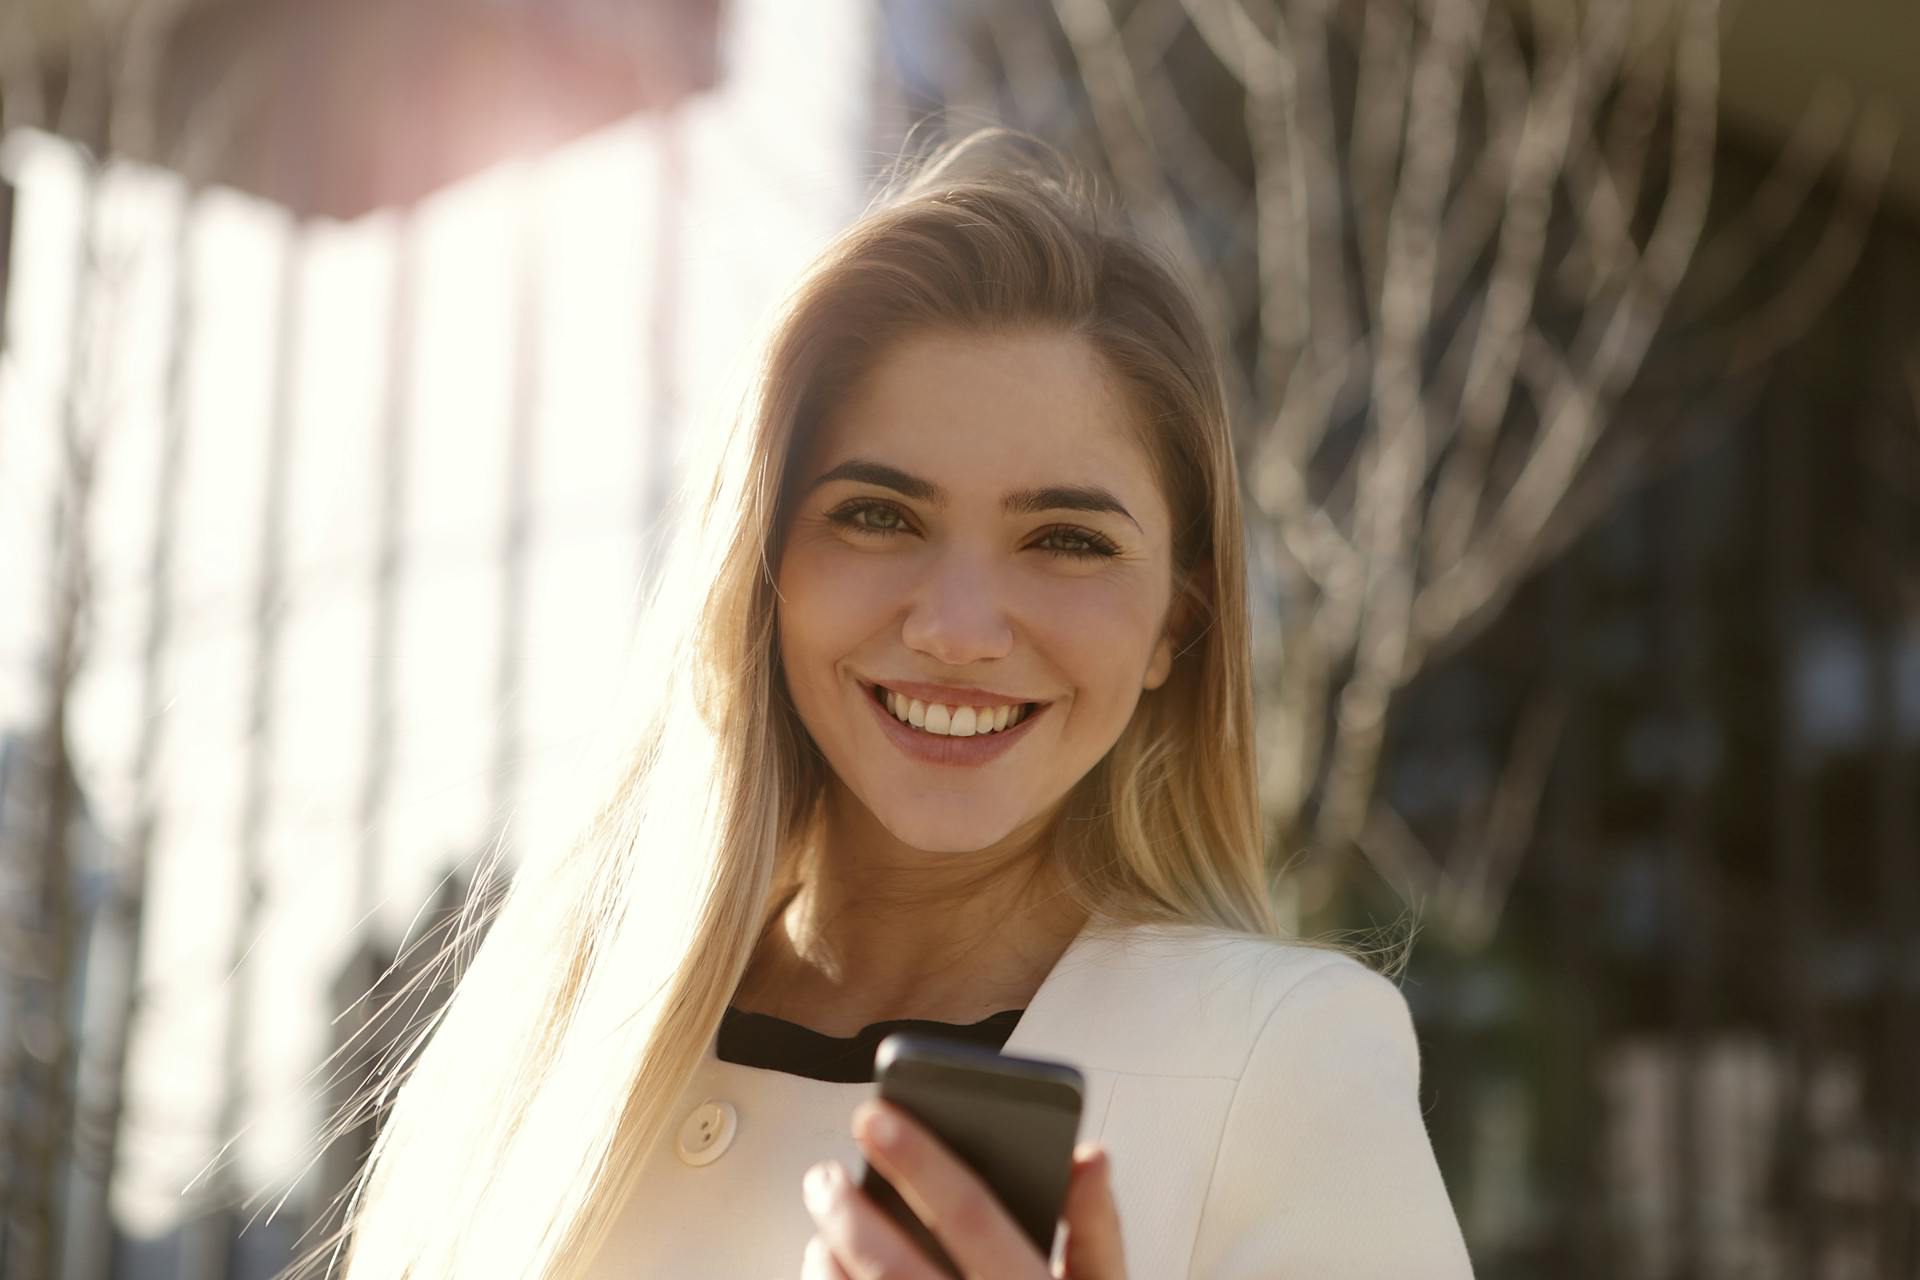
[326,126,1473,1279]
[771,326,1182,889]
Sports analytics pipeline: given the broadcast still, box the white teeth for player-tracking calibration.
[881,687,1029,737]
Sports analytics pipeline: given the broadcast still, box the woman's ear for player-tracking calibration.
[1144,630,1175,692]
[1143,557,1211,692]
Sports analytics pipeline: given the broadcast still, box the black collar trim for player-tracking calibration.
[716,1005,1025,1083]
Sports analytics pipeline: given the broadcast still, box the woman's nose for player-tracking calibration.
[898,554,1015,665]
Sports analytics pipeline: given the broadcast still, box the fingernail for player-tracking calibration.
[861,1105,899,1148]
[804,1162,832,1208]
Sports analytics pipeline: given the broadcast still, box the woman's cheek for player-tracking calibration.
[783,540,887,612]
[812,552,924,622]
[1073,587,1171,705]
[1029,573,1158,639]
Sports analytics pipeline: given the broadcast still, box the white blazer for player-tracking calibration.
[586,921,1476,1277]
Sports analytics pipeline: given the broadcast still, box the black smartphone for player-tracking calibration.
[856,1031,1086,1278]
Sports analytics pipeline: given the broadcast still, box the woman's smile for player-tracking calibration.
[860,678,1046,732]
[856,676,1054,767]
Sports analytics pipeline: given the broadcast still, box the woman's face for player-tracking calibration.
[775,326,1181,856]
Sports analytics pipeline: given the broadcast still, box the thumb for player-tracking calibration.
[1058,1143,1126,1278]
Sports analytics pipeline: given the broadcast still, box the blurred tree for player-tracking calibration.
[891,0,1895,946]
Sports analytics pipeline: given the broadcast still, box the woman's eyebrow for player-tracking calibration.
[807,457,1141,531]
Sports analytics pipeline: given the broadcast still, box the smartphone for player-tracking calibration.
[856,1031,1085,1278]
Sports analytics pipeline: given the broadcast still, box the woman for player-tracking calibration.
[330,127,1474,1278]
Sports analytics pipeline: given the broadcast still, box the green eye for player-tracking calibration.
[1034,527,1122,560]
[823,499,1122,561]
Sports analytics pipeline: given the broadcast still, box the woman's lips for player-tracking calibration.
[859,680,1050,767]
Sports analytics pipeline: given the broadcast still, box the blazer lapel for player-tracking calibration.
[1001,919,1200,1067]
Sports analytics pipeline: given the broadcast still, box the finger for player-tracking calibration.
[803,1159,947,1280]
[852,1099,1050,1278]
[1058,1144,1127,1279]
[801,1232,855,1280]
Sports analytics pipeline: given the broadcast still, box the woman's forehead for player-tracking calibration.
[841,327,1120,415]
[803,329,1162,510]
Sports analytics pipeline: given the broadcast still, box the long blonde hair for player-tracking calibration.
[323,125,1375,1279]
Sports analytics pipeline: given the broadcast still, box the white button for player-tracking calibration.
[675,1099,737,1166]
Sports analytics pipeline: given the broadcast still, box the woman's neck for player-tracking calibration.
[733,868,1088,1036]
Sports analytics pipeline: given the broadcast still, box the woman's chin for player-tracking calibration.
[872,810,1022,858]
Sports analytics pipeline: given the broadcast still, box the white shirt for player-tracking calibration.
[586,920,1476,1278]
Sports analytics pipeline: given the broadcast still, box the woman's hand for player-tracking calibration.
[800,1099,1127,1279]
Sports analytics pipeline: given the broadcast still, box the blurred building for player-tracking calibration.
[0,729,123,1278]
[1386,228,1920,1277]
[0,0,880,1275]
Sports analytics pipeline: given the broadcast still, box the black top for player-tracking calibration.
[716,1005,1026,1083]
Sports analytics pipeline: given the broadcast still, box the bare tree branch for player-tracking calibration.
[906,0,1890,945]
[1053,0,1250,412]
[1315,0,1486,853]
[1445,679,1570,949]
